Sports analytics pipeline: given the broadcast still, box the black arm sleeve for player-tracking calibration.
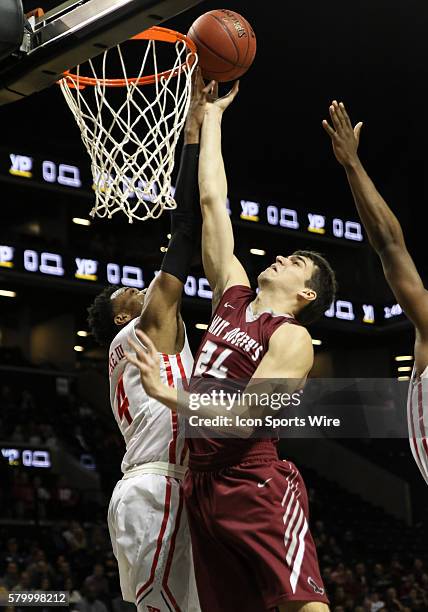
[161,143,201,283]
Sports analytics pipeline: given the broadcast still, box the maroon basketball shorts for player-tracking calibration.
[183,450,329,611]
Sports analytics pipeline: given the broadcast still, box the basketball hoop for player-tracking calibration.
[59,27,198,223]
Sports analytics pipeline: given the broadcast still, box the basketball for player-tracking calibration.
[188,9,257,82]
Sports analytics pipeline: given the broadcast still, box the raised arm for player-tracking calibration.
[323,100,428,371]
[199,82,250,310]
[137,71,206,351]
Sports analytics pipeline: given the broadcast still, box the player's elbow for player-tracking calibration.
[370,222,404,253]
[199,191,227,213]
[199,190,215,208]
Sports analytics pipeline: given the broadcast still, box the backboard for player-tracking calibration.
[0,0,204,104]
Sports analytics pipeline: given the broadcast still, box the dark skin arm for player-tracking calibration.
[323,100,428,374]
[137,71,210,353]
[138,271,186,354]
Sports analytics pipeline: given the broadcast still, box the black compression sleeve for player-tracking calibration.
[160,143,201,283]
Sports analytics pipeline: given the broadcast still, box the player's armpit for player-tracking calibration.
[137,272,183,352]
[211,256,250,311]
[379,242,428,337]
[415,332,428,378]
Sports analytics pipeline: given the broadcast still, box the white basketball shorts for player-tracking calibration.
[108,472,200,612]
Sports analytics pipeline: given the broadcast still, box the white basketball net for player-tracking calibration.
[60,34,197,222]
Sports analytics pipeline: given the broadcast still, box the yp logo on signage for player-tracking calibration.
[240,200,260,222]
[0,246,14,268]
[9,154,33,178]
[75,258,98,281]
[307,213,326,234]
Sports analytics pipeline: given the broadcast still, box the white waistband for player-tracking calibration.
[122,461,187,480]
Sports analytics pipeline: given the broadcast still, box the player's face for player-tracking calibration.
[111,287,147,325]
[259,254,316,293]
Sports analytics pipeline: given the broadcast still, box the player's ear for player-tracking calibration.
[114,312,132,326]
[298,288,317,303]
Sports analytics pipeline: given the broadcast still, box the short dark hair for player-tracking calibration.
[87,286,120,347]
[293,250,337,325]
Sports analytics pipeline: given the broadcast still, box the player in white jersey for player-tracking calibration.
[108,315,193,471]
[87,72,210,611]
[323,100,428,484]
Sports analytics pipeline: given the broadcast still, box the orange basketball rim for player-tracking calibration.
[60,26,197,89]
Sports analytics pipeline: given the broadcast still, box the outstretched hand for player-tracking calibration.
[322,100,363,167]
[125,330,164,400]
[187,69,239,130]
[204,79,239,114]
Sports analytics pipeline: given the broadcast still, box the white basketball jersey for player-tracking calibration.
[109,318,194,473]
[407,365,428,484]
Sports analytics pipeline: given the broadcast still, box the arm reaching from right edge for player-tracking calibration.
[198,81,250,310]
[323,100,428,374]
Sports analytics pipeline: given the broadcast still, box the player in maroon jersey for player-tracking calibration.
[126,80,336,611]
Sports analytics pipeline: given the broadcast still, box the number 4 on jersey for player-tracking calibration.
[116,375,133,425]
[194,340,232,378]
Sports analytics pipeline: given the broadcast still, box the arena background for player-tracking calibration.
[0,0,427,610]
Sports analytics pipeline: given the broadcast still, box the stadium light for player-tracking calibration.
[312,339,322,346]
[72,217,91,226]
[397,366,412,372]
[77,330,89,337]
[395,355,413,362]
[250,248,266,256]
[74,345,84,352]
[397,376,410,382]
[0,290,16,298]
[195,323,208,330]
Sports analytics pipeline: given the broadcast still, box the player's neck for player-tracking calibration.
[252,289,295,318]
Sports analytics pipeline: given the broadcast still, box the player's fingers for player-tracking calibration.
[228,80,240,99]
[329,103,341,132]
[322,119,335,137]
[339,101,353,129]
[202,80,215,95]
[217,80,239,107]
[124,350,142,370]
[134,329,157,357]
[200,80,215,104]
[354,121,363,144]
[333,100,346,127]
[332,100,345,128]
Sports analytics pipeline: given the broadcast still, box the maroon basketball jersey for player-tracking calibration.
[188,284,300,466]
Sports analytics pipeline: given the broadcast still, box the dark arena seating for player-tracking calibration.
[0,372,427,611]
